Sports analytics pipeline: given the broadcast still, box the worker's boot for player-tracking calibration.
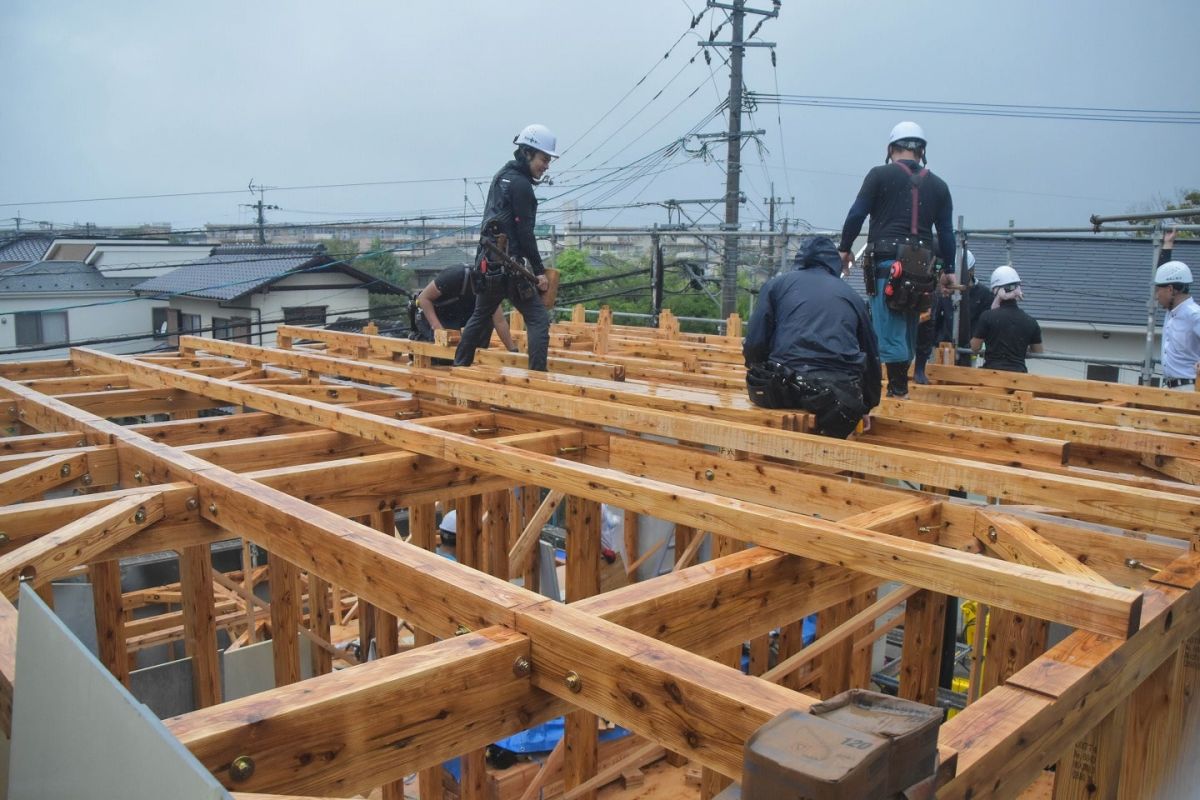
[913,353,930,385]
[886,361,911,399]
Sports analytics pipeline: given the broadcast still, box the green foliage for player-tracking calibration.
[555,248,593,282]
[354,237,405,286]
[1164,190,1200,237]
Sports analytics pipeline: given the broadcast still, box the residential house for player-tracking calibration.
[952,235,1200,382]
[0,260,159,361]
[132,244,407,348]
[0,235,213,362]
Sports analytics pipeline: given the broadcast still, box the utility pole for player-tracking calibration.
[763,183,794,232]
[244,182,280,245]
[699,0,778,316]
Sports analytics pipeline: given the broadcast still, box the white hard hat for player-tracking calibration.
[888,121,927,148]
[990,264,1021,290]
[514,124,559,157]
[1155,260,1193,286]
[965,249,976,270]
[438,509,457,534]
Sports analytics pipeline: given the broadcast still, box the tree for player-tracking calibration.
[1163,189,1200,237]
[555,248,593,283]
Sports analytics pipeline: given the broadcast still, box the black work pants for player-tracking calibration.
[454,274,549,371]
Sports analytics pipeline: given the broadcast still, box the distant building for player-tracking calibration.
[0,236,215,361]
[133,244,407,348]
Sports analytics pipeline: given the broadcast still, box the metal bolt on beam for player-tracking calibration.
[208,503,218,515]
[59,463,71,478]
[186,497,199,511]
[229,755,255,783]
[81,474,92,486]
[512,656,532,678]
[134,507,147,524]
[1125,558,1157,573]
[133,468,144,483]
[564,671,583,693]
[0,533,8,545]
[987,527,998,542]
[455,624,471,636]
[705,469,716,481]
[557,446,586,455]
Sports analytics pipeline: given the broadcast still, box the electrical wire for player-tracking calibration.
[747,93,1200,124]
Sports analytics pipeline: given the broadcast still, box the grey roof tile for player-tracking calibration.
[844,235,1200,328]
[0,234,54,264]
[0,260,142,293]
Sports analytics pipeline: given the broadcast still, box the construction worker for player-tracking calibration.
[970,265,1043,372]
[744,236,881,438]
[838,121,955,398]
[914,271,955,384]
[410,265,518,357]
[958,252,991,365]
[1154,235,1200,389]
[454,124,556,371]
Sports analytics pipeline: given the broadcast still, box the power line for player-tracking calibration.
[748,92,1200,124]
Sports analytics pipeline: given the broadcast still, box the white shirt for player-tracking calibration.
[1161,296,1200,379]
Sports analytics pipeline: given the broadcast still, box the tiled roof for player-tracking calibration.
[404,248,474,272]
[966,236,1200,327]
[133,245,333,301]
[843,235,1200,328]
[0,260,142,293]
[0,235,54,264]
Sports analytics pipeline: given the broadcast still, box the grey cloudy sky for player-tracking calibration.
[2,0,1198,238]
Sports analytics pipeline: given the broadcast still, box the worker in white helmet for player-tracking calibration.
[437,509,457,547]
[969,265,1043,372]
[455,124,558,371]
[838,121,955,398]
[1154,231,1200,388]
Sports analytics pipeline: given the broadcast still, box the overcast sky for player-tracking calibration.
[2,0,1198,239]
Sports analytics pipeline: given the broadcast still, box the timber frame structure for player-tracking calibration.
[1,309,1199,799]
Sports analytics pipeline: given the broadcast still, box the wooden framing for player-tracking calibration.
[0,314,1198,798]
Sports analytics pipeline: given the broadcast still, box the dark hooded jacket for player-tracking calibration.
[744,236,882,409]
[479,158,544,274]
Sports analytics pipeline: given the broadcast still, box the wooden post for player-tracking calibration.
[981,608,1049,694]
[457,495,483,575]
[566,495,601,800]
[701,532,741,800]
[408,502,444,800]
[1053,700,1129,799]
[1116,650,1180,797]
[268,554,303,687]
[179,544,222,708]
[308,573,333,675]
[519,487,540,594]
[622,510,639,582]
[241,538,257,646]
[371,510,400,664]
[899,590,948,705]
[482,490,510,581]
[89,559,129,687]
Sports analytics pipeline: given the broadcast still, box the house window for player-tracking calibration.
[181,314,201,334]
[282,306,327,327]
[15,311,69,347]
[213,316,251,343]
[152,308,181,340]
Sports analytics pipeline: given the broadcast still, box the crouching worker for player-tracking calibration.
[744,236,882,438]
[409,264,518,365]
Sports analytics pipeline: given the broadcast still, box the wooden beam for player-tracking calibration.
[0,594,15,737]
[0,451,89,505]
[976,511,1110,583]
[168,628,554,797]
[938,553,1200,799]
[61,352,1149,639]
[0,492,163,598]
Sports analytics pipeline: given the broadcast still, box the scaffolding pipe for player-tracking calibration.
[1090,207,1200,229]
[1142,226,1166,384]
[959,224,1200,236]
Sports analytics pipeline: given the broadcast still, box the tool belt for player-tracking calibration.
[475,223,538,302]
[873,239,936,314]
[746,362,868,439]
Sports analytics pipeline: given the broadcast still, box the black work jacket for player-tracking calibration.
[480,159,544,274]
